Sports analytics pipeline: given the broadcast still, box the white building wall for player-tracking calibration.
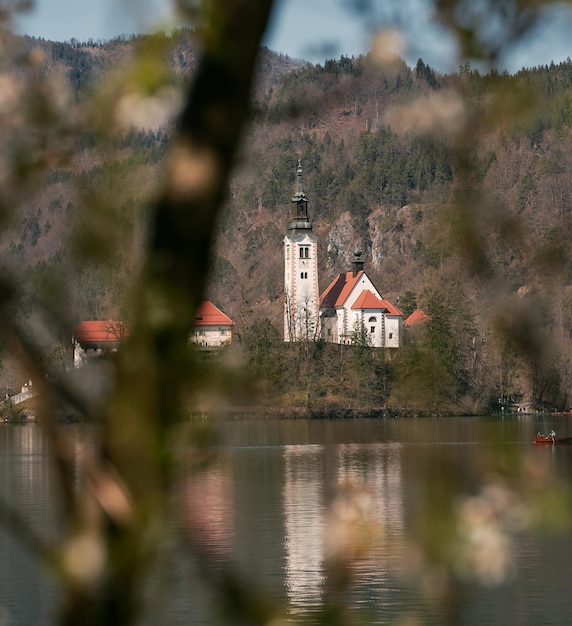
[192,327,232,349]
[365,313,383,347]
[74,342,87,368]
[284,234,319,341]
[337,309,350,344]
[349,309,362,340]
[334,306,401,348]
[384,316,401,348]
[73,342,106,369]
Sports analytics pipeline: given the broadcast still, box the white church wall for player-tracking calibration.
[384,316,401,348]
[336,309,350,344]
[333,308,401,348]
[366,313,382,347]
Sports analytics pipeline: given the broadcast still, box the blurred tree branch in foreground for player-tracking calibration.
[0,1,275,625]
[62,2,276,624]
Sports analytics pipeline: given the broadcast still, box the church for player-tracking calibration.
[283,161,403,348]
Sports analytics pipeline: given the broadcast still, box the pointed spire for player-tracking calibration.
[291,158,309,204]
[288,158,312,233]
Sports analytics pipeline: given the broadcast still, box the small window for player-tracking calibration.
[304,247,309,258]
[389,333,393,339]
[368,316,377,323]
[370,327,375,334]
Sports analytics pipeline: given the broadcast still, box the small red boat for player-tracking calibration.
[533,433,572,445]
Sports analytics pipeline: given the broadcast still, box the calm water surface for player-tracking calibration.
[1,416,572,625]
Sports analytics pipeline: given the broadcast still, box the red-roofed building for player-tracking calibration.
[320,250,403,348]
[403,309,431,327]
[191,301,234,349]
[73,320,127,368]
[73,301,234,367]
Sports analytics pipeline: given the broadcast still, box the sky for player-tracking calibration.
[13,0,572,75]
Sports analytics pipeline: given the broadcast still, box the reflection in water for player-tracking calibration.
[334,443,405,607]
[336,443,404,530]
[3,420,572,626]
[283,442,407,617]
[283,445,326,612]
[181,460,235,559]
[0,425,59,626]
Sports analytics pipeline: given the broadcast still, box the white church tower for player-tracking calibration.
[284,160,320,342]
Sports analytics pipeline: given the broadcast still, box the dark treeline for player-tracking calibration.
[224,288,536,417]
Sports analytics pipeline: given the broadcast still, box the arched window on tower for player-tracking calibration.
[368,316,377,323]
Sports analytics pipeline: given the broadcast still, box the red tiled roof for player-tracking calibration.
[74,320,126,344]
[351,289,384,309]
[351,290,403,315]
[379,299,403,316]
[403,309,431,326]
[194,301,234,327]
[320,272,402,316]
[320,271,364,308]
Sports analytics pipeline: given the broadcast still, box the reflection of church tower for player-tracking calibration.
[283,446,326,611]
[284,160,320,342]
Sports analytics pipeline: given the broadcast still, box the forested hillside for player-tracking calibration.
[3,29,572,413]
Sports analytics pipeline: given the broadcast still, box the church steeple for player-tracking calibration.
[283,159,320,342]
[288,159,312,234]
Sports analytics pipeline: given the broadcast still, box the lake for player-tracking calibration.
[1,415,572,625]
